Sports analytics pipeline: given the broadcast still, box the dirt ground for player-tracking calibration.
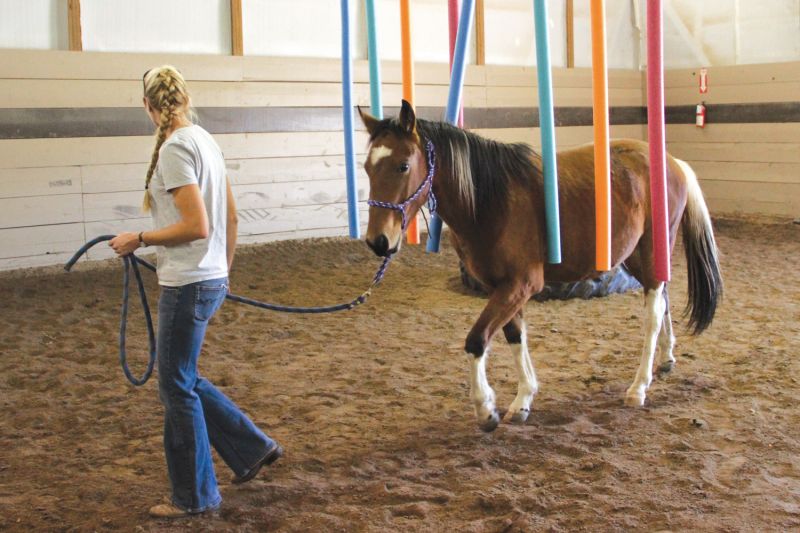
[1,217,798,532]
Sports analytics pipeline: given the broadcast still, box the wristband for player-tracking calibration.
[138,231,146,247]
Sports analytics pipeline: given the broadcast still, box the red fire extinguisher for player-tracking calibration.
[696,102,706,128]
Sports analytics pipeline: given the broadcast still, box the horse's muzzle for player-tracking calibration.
[366,234,398,258]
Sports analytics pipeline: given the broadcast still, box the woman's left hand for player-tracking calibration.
[109,232,141,256]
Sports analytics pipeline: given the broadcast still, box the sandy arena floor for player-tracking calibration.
[1,217,799,532]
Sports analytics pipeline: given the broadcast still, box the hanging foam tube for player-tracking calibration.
[427,0,476,253]
[591,0,611,271]
[533,0,562,264]
[646,0,671,282]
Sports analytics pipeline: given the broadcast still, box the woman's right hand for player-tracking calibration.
[109,232,141,256]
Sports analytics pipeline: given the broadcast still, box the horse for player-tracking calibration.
[359,101,722,432]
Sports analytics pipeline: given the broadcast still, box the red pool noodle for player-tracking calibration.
[647,0,671,282]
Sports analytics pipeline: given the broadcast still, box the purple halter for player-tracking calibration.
[367,139,437,231]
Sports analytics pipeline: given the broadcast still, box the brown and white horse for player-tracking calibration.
[360,101,722,432]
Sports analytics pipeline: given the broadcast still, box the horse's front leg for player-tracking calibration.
[502,312,538,424]
[465,282,531,432]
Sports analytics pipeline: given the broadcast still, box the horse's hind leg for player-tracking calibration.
[465,281,533,432]
[626,281,666,407]
[655,288,676,375]
[502,312,538,424]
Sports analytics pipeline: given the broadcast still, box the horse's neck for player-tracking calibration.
[431,159,476,238]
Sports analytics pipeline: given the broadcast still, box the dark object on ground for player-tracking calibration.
[459,262,642,301]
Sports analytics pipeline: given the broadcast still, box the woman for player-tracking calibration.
[109,65,282,518]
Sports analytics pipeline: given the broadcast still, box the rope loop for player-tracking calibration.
[65,235,393,386]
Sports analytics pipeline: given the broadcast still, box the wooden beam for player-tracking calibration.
[475,0,485,65]
[566,0,574,68]
[67,0,82,52]
[230,0,244,56]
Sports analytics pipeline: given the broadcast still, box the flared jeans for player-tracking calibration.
[157,277,277,513]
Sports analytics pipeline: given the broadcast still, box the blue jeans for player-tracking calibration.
[157,277,278,513]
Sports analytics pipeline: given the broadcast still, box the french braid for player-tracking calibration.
[142,66,191,212]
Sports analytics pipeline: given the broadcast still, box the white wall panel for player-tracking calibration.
[573,0,640,69]
[656,0,800,68]
[374,0,461,64]
[0,0,67,50]
[243,0,360,59]
[81,0,231,54]
[738,0,800,65]
[484,0,566,67]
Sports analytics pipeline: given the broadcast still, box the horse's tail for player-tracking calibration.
[675,159,723,335]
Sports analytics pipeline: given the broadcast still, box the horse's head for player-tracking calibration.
[359,100,431,257]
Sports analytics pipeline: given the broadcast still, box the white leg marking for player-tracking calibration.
[467,351,499,431]
[656,304,676,371]
[369,145,392,166]
[626,282,666,407]
[504,326,538,424]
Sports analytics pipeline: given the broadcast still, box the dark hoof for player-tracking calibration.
[657,360,675,376]
[509,408,530,424]
[479,410,501,432]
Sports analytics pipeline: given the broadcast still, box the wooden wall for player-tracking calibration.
[0,49,645,271]
[664,62,800,218]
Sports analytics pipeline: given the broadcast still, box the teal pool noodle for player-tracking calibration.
[533,0,561,263]
[365,0,383,119]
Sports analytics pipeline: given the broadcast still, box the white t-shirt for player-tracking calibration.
[148,125,228,287]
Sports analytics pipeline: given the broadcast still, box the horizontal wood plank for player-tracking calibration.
[668,142,800,165]
[0,49,486,86]
[473,125,647,147]
[683,160,800,185]
[236,226,367,246]
[484,66,644,89]
[237,203,369,237]
[227,155,352,186]
[665,83,800,105]
[666,123,800,144]
[0,79,490,109]
[233,179,369,211]
[665,62,800,88]
[487,86,645,108]
[0,252,80,271]
[0,132,371,169]
[0,223,85,260]
[0,167,82,199]
[700,179,800,218]
[81,179,370,222]
[0,194,83,229]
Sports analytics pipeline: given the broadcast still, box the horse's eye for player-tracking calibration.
[398,162,410,173]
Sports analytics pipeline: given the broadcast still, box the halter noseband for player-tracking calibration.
[367,139,437,231]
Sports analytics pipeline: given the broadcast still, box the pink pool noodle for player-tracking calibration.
[647,0,671,282]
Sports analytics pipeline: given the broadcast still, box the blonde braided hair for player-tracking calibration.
[142,65,192,212]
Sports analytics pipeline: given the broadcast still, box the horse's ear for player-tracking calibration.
[399,99,417,134]
[358,106,380,136]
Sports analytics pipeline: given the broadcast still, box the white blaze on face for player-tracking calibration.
[369,145,393,167]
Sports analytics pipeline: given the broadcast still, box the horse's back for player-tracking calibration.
[544,139,683,282]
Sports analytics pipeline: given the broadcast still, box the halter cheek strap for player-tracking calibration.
[367,139,437,232]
